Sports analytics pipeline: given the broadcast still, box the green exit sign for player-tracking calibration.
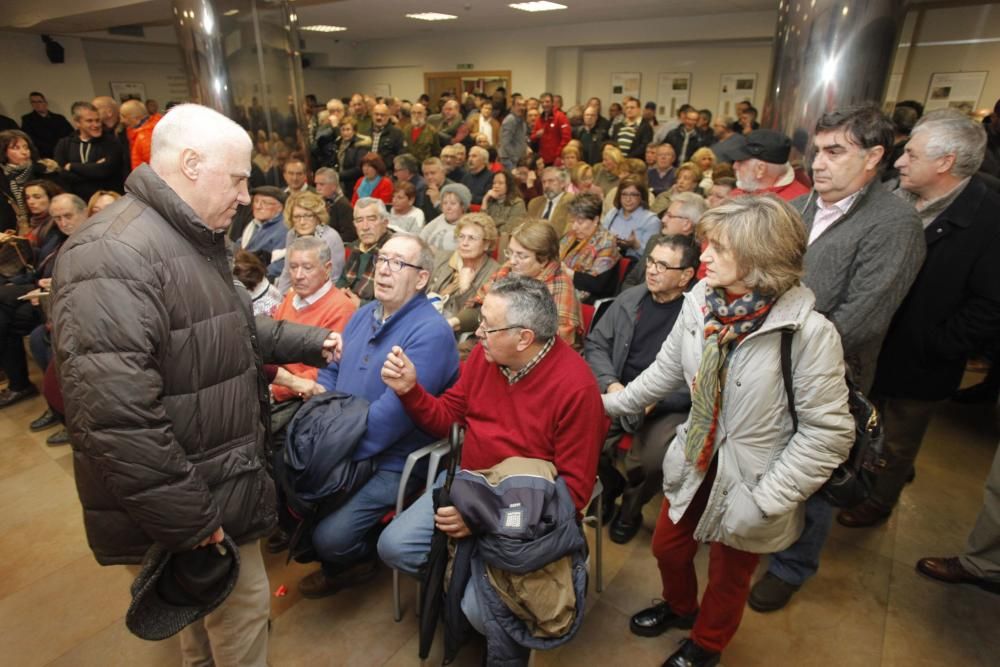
[457,63,474,70]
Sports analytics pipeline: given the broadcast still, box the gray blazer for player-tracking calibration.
[795,181,925,392]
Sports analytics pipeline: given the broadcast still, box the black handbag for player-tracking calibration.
[0,235,33,279]
[780,329,888,509]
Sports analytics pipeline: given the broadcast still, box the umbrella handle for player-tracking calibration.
[445,423,464,492]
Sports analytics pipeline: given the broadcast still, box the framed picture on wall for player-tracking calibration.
[372,83,391,98]
[656,73,691,119]
[611,72,641,104]
[110,82,147,103]
[924,71,987,114]
[718,73,757,119]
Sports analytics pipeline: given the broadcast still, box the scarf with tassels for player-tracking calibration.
[685,285,777,470]
[2,162,33,221]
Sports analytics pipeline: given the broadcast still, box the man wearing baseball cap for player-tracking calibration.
[730,129,810,201]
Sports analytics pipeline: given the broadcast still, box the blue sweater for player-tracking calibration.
[317,293,459,471]
[239,213,287,256]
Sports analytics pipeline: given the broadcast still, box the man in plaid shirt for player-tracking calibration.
[337,197,395,305]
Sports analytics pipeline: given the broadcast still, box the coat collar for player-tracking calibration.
[685,280,816,336]
[125,164,227,251]
[928,174,987,233]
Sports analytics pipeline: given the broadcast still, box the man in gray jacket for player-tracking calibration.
[498,95,528,170]
[585,234,699,544]
[749,104,925,612]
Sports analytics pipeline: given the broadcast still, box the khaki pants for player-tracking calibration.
[178,540,270,667]
[961,442,1000,582]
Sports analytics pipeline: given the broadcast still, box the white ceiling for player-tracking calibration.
[2,0,779,41]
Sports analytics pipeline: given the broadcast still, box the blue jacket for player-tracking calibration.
[317,293,459,470]
[239,213,287,256]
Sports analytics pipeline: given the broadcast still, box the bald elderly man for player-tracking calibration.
[51,104,340,666]
[120,98,161,170]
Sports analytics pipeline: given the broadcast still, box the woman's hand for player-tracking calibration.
[37,278,52,290]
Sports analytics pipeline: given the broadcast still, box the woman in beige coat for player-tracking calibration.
[602,195,853,667]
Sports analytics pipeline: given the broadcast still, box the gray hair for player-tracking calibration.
[70,101,98,120]
[354,197,389,219]
[910,109,987,178]
[670,191,708,224]
[315,166,340,183]
[390,232,436,273]
[150,103,251,174]
[51,193,87,213]
[542,166,569,184]
[488,275,558,341]
[394,153,419,173]
[469,146,489,161]
[288,236,331,265]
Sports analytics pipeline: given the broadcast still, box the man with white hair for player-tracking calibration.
[836,110,1000,528]
[730,129,810,201]
[401,102,439,163]
[311,98,345,168]
[51,104,339,666]
[437,99,465,146]
[460,145,492,205]
[526,166,575,237]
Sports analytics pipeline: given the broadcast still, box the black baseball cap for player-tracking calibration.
[728,129,792,164]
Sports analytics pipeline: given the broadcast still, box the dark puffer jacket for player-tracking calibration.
[52,164,329,565]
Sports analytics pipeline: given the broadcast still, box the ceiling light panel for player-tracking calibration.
[509,1,567,12]
[405,12,458,21]
[300,25,348,32]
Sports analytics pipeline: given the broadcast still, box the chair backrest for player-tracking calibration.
[616,257,631,285]
[581,303,596,336]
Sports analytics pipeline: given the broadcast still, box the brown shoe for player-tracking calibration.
[298,558,379,599]
[836,501,891,528]
[916,557,1000,595]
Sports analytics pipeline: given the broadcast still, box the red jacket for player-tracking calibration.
[352,175,394,206]
[126,113,162,170]
[731,175,810,202]
[532,110,571,166]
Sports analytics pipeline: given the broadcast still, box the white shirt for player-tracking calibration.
[478,115,494,144]
[808,191,861,245]
[291,280,333,311]
[240,220,261,248]
[542,192,565,219]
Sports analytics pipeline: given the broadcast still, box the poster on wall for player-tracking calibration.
[610,72,641,104]
[656,73,691,120]
[110,82,147,103]
[924,71,987,114]
[372,83,391,99]
[717,73,757,120]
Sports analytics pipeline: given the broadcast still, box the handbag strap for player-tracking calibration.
[780,329,798,432]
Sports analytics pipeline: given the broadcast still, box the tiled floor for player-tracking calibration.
[1,370,997,666]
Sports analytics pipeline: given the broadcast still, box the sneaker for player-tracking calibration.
[662,638,721,667]
[748,572,800,612]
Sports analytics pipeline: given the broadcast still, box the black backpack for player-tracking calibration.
[780,329,888,509]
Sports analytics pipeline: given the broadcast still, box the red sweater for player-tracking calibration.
[352,176,394,206]
[271,285,356,402]
[399,339,607,509]
[532,110,571,166]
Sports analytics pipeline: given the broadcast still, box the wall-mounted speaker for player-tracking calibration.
[41,35,65,64]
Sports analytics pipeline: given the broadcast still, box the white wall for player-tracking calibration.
[83,39,190,105]
[0,31,95,120]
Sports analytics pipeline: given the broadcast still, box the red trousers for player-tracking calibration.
[651,465,760,653]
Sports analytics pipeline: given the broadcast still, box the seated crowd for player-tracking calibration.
[2,86,1000,667]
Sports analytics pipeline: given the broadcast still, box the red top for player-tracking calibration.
[531,110,571,166]
[270,285,356,402]
[399,339,607,509]
[731,177,810,202]
[352,176,394,206]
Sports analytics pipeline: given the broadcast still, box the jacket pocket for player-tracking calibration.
[661,433,688,495]
[721,483,789,545]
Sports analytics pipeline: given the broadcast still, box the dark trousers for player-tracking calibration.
[869,395,941,511]
[0,284,43,390]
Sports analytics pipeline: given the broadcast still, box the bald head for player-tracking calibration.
[92,96,120,129]
[149,104,252,231]
[120,100,147,128]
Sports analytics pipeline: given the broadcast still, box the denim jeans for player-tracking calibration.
[766,494,835,586]
[28,324,50,371]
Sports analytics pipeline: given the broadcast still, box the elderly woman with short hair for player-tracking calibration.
[427,212,501,333]
[603,195,853,667]
[559,192,620,303]
[420,182,472,252]
[272,190,345,292]
[593,144,624,195]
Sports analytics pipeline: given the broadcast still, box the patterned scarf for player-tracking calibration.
[2,162,32,221]
[685,285,777,470]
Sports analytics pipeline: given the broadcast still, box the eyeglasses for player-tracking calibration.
[504,249,533,262]
[647,259,690,274]
[291,213,317,221]
[253,199,280,208]
[374,254,423,273]
[476,315,525,336]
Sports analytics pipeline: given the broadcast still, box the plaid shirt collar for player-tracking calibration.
[499,336,555,385]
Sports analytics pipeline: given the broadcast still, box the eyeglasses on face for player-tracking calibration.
[374,254,423,273]
[647,259,689,274]
[291,213,317,221]
[476,315,525,336]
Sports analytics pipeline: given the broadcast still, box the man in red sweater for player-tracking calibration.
[729,129,810,201]
[377,275,606,571]
[532,93,571,167]
[271,237,356,402]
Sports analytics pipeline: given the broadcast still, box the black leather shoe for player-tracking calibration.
[266,529,291,554]
[0,384,38,408]
[30,409,60,432]
[610,512,642,544]
[662,639,721,667]
[748,572,800,612]
[46,428,70,446]
[629,601,697,637]
[298,558,379,599]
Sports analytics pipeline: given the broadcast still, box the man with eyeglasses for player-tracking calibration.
[585,235,699,544]
[298,234,459,598]
[621,192,707,291]
[237,186,288,264]
[378,275,606,621]
[337,197,395,304]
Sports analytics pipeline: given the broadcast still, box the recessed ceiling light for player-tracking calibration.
[300,25,348,32]
[509,1,567,12]
[406,12,457,21]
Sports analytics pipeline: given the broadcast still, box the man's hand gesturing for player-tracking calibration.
[381,345,417,395]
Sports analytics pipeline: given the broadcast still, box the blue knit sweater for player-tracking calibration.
[317,293,459,471]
